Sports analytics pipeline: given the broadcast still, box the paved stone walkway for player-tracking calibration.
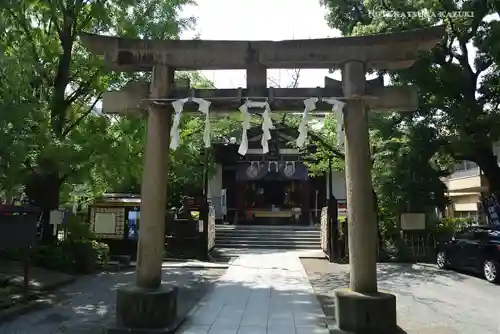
[179,250,329,334]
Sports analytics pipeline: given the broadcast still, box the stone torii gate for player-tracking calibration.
[81,26,444,333]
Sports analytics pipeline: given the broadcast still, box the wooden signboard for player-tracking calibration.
[400,213,426,231]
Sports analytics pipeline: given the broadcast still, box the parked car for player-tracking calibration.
[437,225,500,283]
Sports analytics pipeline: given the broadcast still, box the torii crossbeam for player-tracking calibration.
[81,26,445,334]
[101,80,417,115]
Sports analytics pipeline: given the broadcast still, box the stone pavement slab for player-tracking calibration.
[0,264,226,334]
[178,250,329,334]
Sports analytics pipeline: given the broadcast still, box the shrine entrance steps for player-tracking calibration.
[215,225,321,250]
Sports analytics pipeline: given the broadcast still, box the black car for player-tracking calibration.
[437,225,500,283]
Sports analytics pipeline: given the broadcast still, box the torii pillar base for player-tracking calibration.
[106,285,180,334]
[334,288,397,334]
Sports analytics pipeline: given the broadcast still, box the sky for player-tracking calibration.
[179,0,342,88]
[178,2,499,90]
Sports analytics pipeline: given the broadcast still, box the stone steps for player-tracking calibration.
[215,225,321,250]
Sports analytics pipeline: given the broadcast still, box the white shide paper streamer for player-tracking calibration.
[238,102,251,156]
[323,98,346,147]
[295,98,346,148]
[170,98,212,150]
[238,100,274,155]
[296,98,318,148]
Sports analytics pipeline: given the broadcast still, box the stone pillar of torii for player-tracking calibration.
[81,26,444,334]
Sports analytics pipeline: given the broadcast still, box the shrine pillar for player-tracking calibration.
[114,65,179,331]
[301,180,311,225]
[135,65,172,288]
[334,61,397,333]
[235,181,246,224]
[343,61,378,292]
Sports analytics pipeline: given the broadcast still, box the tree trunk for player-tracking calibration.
[24,171,62,244]
[474,148,500,196]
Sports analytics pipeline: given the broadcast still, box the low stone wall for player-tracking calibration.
[207,206,216,251]
[320,207,329,256]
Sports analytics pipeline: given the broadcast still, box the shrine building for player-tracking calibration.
[207,123,347,226]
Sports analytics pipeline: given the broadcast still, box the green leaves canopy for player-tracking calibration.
[321,0,500,192]
[0,0,195,207]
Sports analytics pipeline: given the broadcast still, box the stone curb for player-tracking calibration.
[0,295,54,324]
[298,255,328,259]
[0,271,76,324]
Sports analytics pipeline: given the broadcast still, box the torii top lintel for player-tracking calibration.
[80,26,445,72]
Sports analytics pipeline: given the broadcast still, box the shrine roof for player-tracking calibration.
[93,193,141,205]
[211,123,344,160]
[80,26,445,71]
[213,123,303,145]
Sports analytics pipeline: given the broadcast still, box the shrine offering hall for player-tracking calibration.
[208,124,347,226]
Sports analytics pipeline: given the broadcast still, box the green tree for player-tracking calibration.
[0,48,41,200]
[0,0,194,241]
[299,114,345,176]
[370,114,450,218]
[320,0,500,193]
[297,92,450,227]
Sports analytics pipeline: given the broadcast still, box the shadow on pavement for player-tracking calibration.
[300,258,476,334]
[0,265,227,334]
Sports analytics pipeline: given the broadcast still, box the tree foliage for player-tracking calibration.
[321,0,500,194]
[299,114,345,175]
[370,114,451,217]
[0,48,41,198]
[0,0,195,240]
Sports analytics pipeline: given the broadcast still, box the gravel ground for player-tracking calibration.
[0,265,227,334]
[301,258,500,334]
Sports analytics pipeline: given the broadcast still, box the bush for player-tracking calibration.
[65,213,94,241]
[31,244,73,272]
[337,216,347,238]
[382,237,415,262]
[435,217,473,240]
[92,240,110,265]
[31,213,109,274]
[31,239,109,274]
[0,213,109,274]
[378,217,399,242]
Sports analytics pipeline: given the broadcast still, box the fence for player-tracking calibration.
[401,232,437,262]
[321,205,439,263]
[320,205,349,262]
